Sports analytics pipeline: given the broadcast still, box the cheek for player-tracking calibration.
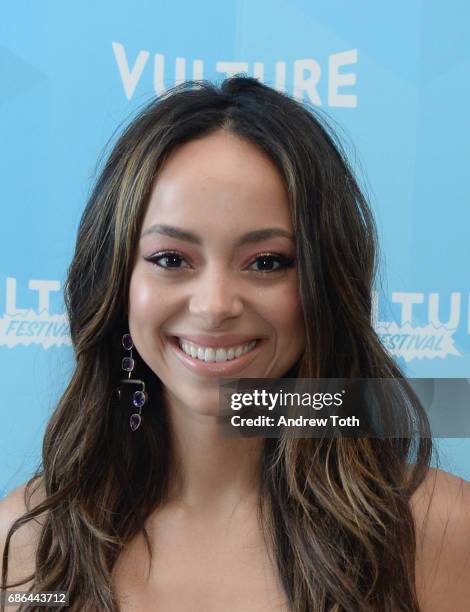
[267,286,303,330]
[275,289,306,355]
[129,275,154,323]
[128,269,172,322]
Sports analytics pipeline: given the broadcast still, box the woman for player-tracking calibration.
[1,76,469,611]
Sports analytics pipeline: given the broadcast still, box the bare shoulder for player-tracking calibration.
[0,478,47,589]
[410,466,470,612]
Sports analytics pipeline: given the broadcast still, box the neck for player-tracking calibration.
[163,388,264,513]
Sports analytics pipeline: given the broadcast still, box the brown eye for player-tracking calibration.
[146,251,189,270]
[250,254,294,273]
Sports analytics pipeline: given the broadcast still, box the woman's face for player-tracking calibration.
[128,130,306,415]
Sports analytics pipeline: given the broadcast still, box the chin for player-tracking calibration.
[164,385,220,415]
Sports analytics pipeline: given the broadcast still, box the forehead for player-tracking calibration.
[142,130,293,233]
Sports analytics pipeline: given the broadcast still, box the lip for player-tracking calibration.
[167,335,266,378]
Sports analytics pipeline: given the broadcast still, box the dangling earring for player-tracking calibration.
[117,332,147,431]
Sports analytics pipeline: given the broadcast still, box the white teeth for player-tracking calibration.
[204,348,216,362]
[178,338,257,362]
[215,348,227,362]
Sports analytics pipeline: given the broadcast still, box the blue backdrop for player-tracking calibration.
[1,0,469,496]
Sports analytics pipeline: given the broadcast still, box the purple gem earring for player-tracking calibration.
[117,332,148,431]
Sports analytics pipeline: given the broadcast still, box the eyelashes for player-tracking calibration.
[145,251,295,275]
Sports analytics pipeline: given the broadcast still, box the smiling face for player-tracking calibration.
[128,129,306,415]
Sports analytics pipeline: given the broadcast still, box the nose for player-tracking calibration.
[188,264,244,328]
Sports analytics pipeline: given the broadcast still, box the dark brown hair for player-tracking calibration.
[2,76,432,611]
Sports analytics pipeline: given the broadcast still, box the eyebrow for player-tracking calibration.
[140,224,295,246]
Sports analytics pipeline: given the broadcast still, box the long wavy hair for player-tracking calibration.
[2,76,433,611]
